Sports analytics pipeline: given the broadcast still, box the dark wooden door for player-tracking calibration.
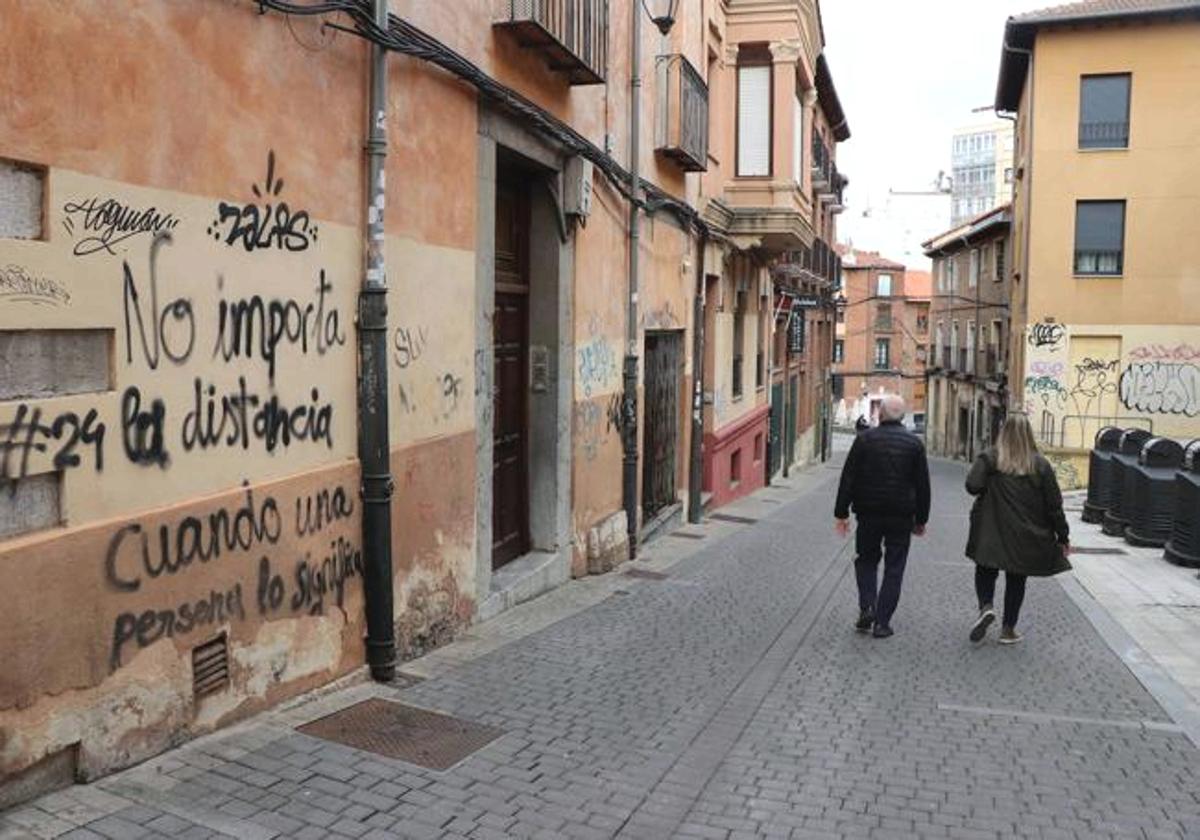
[493,181,530,569]
[643,332,682,520]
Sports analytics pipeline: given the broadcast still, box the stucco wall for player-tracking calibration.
[0,0,480,788]
[1021,323,1200,454]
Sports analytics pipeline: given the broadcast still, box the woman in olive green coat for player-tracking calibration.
[965,414,1071,644]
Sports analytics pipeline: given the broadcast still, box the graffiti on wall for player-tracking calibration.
[0,264,71,306]
[1120,360,1200,417]
[1,156,349,488]
[62,197,181,258]
[577,337,618,399]
[391,323,466,425]
[106,480,360,671]
[208,151,319,253]
[1024,329,1200,447]
[574,393,623,461]
[1027,323,1065,351]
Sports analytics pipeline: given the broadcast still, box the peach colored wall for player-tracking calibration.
[0,0,482,789]
[0,462,364,782]
[0,0,366,228]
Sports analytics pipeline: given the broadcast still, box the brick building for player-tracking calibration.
[832,250,930,427]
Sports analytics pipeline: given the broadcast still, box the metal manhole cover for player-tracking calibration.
[1071,546,1128,556]
[624,568,668,580]
[709,512,758,524]
[669,530,705,540]
[297,699,503,770]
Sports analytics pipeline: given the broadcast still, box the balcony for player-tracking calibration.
[829,173,847,214]
[655,54,708,172]
[495,0,608,85]
[1079,120,1129,150]
[811,135,831,189]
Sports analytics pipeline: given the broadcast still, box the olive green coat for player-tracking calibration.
[965,452,1072,577]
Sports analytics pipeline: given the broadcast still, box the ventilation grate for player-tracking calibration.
[192,634,230,698]
[297,699,504,770]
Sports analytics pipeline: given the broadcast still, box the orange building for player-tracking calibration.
[832,250,931,427]
[0,0,849,798]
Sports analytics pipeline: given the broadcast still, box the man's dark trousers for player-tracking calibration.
[855,515,913,627]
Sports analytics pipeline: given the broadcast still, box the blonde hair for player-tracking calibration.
[996,413,1039,476]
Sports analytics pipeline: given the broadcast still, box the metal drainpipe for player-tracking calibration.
[622,1,642,558]
[359,0,396,682]
[688,227,707,523]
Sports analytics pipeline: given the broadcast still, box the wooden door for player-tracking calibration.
[492,181,530,568]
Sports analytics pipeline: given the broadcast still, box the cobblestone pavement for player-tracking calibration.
[4,454,1200,839]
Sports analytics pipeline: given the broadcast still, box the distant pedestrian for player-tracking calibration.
[965,414,1071,645]
[854,415,869,434]
[835,394,931,638]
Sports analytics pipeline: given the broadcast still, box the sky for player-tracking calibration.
[820,0,1050,262]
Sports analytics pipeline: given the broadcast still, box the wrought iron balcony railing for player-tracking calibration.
[1079,120,1129,150]
[1074,248,1123,276]
[495,0,608,85]
[655,54,709,172]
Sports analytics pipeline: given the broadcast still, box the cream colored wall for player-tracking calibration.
[710,258,769,429]
[1026,22,1200,327]
[1021,323,1200,454]
[0,168,359,524]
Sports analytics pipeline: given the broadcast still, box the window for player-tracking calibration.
[1074,200,1125,275]
[994,240,1006,282]
[874,339,890,370]
[966,320,976,373]
[833,339,844,364]
[732,289,746,397]
[730,449,742,484]
[1004,167,1014,184]
[936,321,945,365]
[736,61,771,176]
[946,256,957,289]
[1079,73,1131,149]
[875,303,893,331]
[876,273,892,297]
[916,313,929,333]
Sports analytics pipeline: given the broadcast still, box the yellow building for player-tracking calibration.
[996,0,1200,488]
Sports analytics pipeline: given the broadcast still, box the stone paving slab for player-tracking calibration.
[3,449,1200,839]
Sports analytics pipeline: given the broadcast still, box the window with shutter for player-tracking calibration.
[737,64,771,177]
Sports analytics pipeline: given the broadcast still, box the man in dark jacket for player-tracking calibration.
[834,394,930,638]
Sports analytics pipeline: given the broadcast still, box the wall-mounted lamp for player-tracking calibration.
[643,0,679,34]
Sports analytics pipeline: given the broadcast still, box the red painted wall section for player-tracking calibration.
[703,405,769,508]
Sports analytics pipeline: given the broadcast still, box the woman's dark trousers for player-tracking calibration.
[855,516,913,628]
[975,565,1027,628]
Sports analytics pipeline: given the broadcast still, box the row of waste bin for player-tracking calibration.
[1082,427,1200,567]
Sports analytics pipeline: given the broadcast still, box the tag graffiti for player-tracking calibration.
[1119,361,1200,416]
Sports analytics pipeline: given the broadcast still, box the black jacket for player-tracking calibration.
[834,421,931,524]
[965,451,1071,577]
